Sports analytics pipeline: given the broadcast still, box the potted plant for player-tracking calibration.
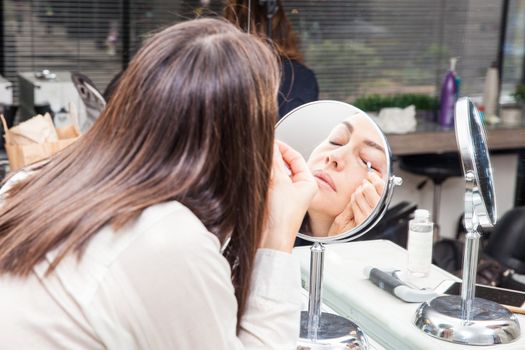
[512,84,525,106]
[500,84,525,125]
[353,94,439,121]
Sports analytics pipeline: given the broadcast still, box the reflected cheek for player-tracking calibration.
[309,178,360,218]
[307,152,325,170]
[309,191,341,218]
[334,178,361,213]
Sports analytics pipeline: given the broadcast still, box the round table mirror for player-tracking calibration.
[276,100,402,349]
[414,97,520,346]
[70,71,106,131]
[276,100,400,243]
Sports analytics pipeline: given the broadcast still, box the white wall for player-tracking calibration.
[390,154,518,239]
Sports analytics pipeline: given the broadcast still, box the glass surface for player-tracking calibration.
[445,282,525,308]
[275,100,390,240]
[2,1,504,101]
[4,0,122,96]
[468,100,497,225]
[284,0,501,99]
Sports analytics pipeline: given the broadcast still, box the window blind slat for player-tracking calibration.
[3,0,505,104]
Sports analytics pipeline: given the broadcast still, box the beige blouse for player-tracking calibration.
[0,201,302,349]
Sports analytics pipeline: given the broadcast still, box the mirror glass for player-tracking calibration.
[71,72,106,131]
[275,100,392,242]
[456,98,497,227]
[469,101,496,225]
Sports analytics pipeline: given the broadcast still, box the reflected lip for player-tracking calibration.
[313,170,337,192]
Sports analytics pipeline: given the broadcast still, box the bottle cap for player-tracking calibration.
[450,57,458,72]
[414,209,430,220]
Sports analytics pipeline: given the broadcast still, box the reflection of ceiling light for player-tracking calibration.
[291,8,299,15]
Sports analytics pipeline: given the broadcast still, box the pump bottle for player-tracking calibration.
[438,58,458,128]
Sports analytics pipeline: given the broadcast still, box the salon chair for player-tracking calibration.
[484,207,525,292]
[294,202,417,248]
[359,201,417,247]
[398,153,463,239]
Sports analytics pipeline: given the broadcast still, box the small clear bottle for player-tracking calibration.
[407,209,434,277]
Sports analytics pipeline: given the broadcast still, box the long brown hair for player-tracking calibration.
[224,0,304,62]
[0,18,280,323]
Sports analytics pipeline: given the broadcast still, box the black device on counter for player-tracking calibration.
[444,282,525,308]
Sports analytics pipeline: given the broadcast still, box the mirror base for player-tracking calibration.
[414,295,520,345]
[297,311,368,349]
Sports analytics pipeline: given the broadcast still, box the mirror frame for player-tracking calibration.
[275,100,400,243]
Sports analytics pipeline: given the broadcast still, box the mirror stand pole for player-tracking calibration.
[414,172,520,345]
[297,242,369,349]
[460,172,480,321]
[306,242,324,342]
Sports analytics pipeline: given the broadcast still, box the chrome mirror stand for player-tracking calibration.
[297,242,369,350]
[414,173,520,345]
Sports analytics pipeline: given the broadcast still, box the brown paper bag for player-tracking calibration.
[1,108,81,171]
[7,113,58,145]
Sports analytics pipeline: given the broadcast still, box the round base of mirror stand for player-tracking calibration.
[414,295,520,346]
[297,311,369,350]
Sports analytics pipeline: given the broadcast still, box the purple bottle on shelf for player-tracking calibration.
[438,58,458,128]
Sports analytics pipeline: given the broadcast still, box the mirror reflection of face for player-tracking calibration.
[306,112,387,237]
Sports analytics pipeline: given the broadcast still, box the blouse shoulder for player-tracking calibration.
[73,201,234,349]
[34,201,223,307]
[116,201,220,258]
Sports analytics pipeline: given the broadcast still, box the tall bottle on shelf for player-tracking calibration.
[407,209,434,278]
[438,57,459,128]
[483,61,499,121]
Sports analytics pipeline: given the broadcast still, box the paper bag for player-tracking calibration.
[1,107,81,171]
[7,113,58,145]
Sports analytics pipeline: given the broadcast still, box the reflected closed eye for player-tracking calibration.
[361,158,378,172]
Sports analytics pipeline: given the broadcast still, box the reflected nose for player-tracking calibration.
[325,150,345,170]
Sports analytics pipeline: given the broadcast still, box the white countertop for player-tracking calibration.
[293,239,525,350]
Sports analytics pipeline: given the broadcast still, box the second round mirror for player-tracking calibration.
[275,100,392,242]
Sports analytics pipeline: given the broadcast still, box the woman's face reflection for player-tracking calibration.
[306,112,387,236]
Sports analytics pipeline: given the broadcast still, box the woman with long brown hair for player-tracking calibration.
[225,0,319,119]
[0,18,316,349]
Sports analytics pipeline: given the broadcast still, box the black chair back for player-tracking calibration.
[485,207,525,274]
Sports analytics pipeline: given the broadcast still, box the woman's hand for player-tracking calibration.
[328,199,356,235]
[328,172,385,235]
[259,141,317,253]
[351,172,385,226]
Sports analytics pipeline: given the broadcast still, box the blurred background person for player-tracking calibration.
[225,0,319,120]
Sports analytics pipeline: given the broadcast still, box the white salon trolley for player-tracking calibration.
[293,240,525,350]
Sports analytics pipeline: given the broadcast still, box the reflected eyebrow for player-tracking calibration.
[342,121,354,134]
[341,120,385,153]
[365,140,385,153]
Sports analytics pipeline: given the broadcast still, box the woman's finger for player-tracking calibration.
[341,196,355,222]
[361,180,381,208]
[352,191,368,225]
[272,143,289,174]
[330,193,357,233]
[352,201,366,226]
[367,171,385,195]
[276,140,315,184]
[353,188,373,222]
